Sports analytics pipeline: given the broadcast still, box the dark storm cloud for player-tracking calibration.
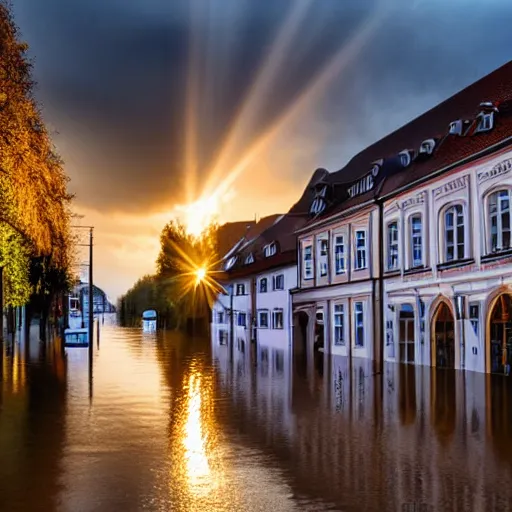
[11,0,512,212]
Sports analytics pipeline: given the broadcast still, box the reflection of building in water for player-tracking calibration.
[212,336,512,510]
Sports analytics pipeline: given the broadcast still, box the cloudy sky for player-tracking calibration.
[12,0,512,299]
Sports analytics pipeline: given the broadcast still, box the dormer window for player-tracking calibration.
[225,256,237,270]
[399,150,412,167]
[419,138,436,156]
[245,253,254,264]
[449,120,463,135]
[310,185,327,216]
[264,242,277,258]
[475,112,494,133]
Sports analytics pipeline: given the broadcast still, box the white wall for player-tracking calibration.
[255,265,296,346]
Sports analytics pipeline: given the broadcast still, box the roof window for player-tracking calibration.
[310,184,327,216]
[264,242,277,258]
[449,120,463,135]
[224,256,237,270]
[419,138,436,156]
[245,253,254,264]
[399,150,413,167]
[475,112,494,134]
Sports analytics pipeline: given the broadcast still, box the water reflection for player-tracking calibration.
[3,325,512,510]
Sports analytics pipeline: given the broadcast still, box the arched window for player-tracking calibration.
[488,189,512,252]
[310,185,327,215]
[443,204,465,262]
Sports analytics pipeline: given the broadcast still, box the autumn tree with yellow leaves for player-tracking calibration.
[1,1,72,337]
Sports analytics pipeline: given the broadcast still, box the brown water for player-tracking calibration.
[1,321,512,511]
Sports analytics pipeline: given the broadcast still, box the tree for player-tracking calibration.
[0,1,72,337]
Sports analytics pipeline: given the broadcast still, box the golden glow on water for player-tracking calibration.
[182,373,212,487]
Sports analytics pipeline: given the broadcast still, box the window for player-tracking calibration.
[489,190,511,252]
[310,185,327,215]
[217,311,224,324]
[387,222,399,270]
[333,304,344,346]
[272,309,284,329]
[354,302,364,347]
[334,235,345,274]
[318,238,328,277]
[469,303,479,336]
[449,120,463,135]
[237,312,247,327]
[225,256,237,270]
[258,310,269,328]
[419,139,435,155]
[303,244,313,279]
[218,330,228,345]
[273,274,284,290]
[475,112,494,133]
[410,215,423,267]
[355,230,367,270]
[264,242,277,257]
[399,150,412,167]
[235,283,246,296]
[245,253,254,264]
[259,278,268,293]
[444,204,465,261]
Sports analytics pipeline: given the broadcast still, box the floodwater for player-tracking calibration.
[1,321,512,511]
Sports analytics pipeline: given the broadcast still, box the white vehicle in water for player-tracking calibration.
[142,310,157,333]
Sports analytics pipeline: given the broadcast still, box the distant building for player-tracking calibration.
[211,173,323,348]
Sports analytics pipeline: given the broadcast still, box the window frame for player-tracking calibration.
[354,229,368,270]
[237,312,247,327]
[469,302,480,337]
[303,243,314,280]
[386,220,399,271]
[264,242,277,258]
[273,274,284,290]
[258,310,269,329]
[317,237,329,277]
[259,277,268,293]
[235,283,246,296]
[272,309,284,329]
[409,214,423,268]
[245,253,254,264]
[487,188,512,253]
[475,112,494,133]
[332,303,345,346]
[442,203,466,263]
[354,301,365,347]
[333,233,345,275]
[217,311,225,324]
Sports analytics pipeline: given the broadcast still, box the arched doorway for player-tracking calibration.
[432,302,455,369]
[488,294,512,375]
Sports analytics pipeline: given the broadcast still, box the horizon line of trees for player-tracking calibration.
[1,1,73,340]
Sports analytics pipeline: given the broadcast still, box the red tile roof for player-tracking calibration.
[301,60,512,228]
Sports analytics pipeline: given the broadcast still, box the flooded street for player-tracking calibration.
[2,322,512,511]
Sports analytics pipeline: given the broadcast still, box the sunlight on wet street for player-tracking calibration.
[2,321,512,511]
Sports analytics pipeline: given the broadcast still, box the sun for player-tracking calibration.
[195,267,207,285]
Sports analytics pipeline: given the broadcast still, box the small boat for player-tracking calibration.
[142,310,157,333]
[64,327,89,348]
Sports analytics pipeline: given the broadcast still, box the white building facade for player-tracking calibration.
[383,148,512,374]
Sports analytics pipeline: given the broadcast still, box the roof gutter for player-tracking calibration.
[295,198,375,235]
[381,134,512,201]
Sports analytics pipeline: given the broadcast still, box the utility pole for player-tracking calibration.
[88,228,94,362]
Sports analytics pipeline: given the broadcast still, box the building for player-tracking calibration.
[211,171,325,348]
[292,60,512,375]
